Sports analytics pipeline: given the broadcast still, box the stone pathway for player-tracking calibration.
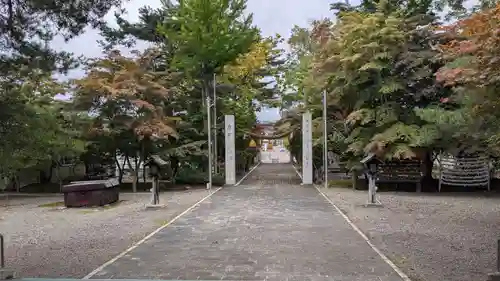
[89,164,403,281]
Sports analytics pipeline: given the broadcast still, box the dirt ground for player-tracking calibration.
[323,187,500,281]
[0,190,209,278]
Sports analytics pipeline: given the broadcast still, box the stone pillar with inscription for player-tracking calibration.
[302,111,313,185]
[225,115,236,185]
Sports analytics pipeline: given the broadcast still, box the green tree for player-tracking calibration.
[435,3,500,155]
[277,1,457,187]
[155,0,264,177]
[73,48,178,191]
[157,0,259,134]
[98,0,286,182]
[99,5,174,49]
[157,0,258,78]
[0,72,86,187]
[0,0,124,184]
[317,9,450,162]
[0,0,124,75]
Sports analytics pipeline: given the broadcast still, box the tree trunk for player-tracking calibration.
[141,141,147,183]
[202,78,209,135]
[135,156,139,186]
[39,161,56,184]
[39,169,50,184]
[53,161,62,192]
[422,150,434,180]
[171,157,179,182]
[84,161,91,178]
[114,156,124,184]
[38,170,47,184]
[421,150,434,191]
[125,156,138,193]
[14,174,20,192]
[351,169,358,190]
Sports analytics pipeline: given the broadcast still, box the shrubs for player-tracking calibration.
[328,179,353,188]
[174,168,225,186]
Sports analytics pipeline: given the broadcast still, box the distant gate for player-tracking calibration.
[224,113,313,185]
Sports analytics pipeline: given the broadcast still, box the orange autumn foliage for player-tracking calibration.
[437,3,500,87]
[74,48,178,140]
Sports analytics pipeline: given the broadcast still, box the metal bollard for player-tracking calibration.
[0,233,14,280]
[0,234,4,268]
[497,239,500,272]
[487,240,500,281]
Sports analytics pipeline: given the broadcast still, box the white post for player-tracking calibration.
[302,111,313,185]
[147,176,162,208]
[225,115,236,185]
[206,94,213,191]
[151,178,159,205]
[323,90,328,189]
[213,73,218,174]
[367,163,378,204]
[150,179,155,205]
[368,176,376,204]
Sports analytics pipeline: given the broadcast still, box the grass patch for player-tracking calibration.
[21,183,61,193]
[38,201,64,208]
[40,200,125,210]
[154,219,170,226]
[78,201,125,213]
[391,254,408,267]
[328,179,353,188]
[102,200,125,209]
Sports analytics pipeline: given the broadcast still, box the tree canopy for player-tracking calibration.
[3,0,500,190]
[278,0,500,180]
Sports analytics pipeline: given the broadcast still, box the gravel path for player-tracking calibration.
[88,164,402,281]
[0,190,209,278]
[323,188,500,281]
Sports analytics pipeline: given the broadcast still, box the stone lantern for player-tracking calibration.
[360,153,383,205]
[145,155,168,208]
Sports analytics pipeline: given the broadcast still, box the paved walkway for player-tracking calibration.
[89,164,403,281]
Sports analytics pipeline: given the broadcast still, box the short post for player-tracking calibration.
[0,234,4,269]
[497,239,500,272]
[150,177,160,205]
[0,234,14,280]
[367,168,379,204]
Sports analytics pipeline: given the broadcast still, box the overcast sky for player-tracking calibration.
[52,0,335,122]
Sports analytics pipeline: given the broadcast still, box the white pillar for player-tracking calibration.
[225,115,236,185]
[150,178,160,205]
[368,176,376,203]
[302,111,313,185]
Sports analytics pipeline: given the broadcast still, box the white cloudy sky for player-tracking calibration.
[52,0,337,122]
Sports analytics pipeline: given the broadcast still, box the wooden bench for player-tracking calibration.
[376,160,423,192]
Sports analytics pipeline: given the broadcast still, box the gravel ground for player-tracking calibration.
[0,189,210,278]
[322,187,500,281]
